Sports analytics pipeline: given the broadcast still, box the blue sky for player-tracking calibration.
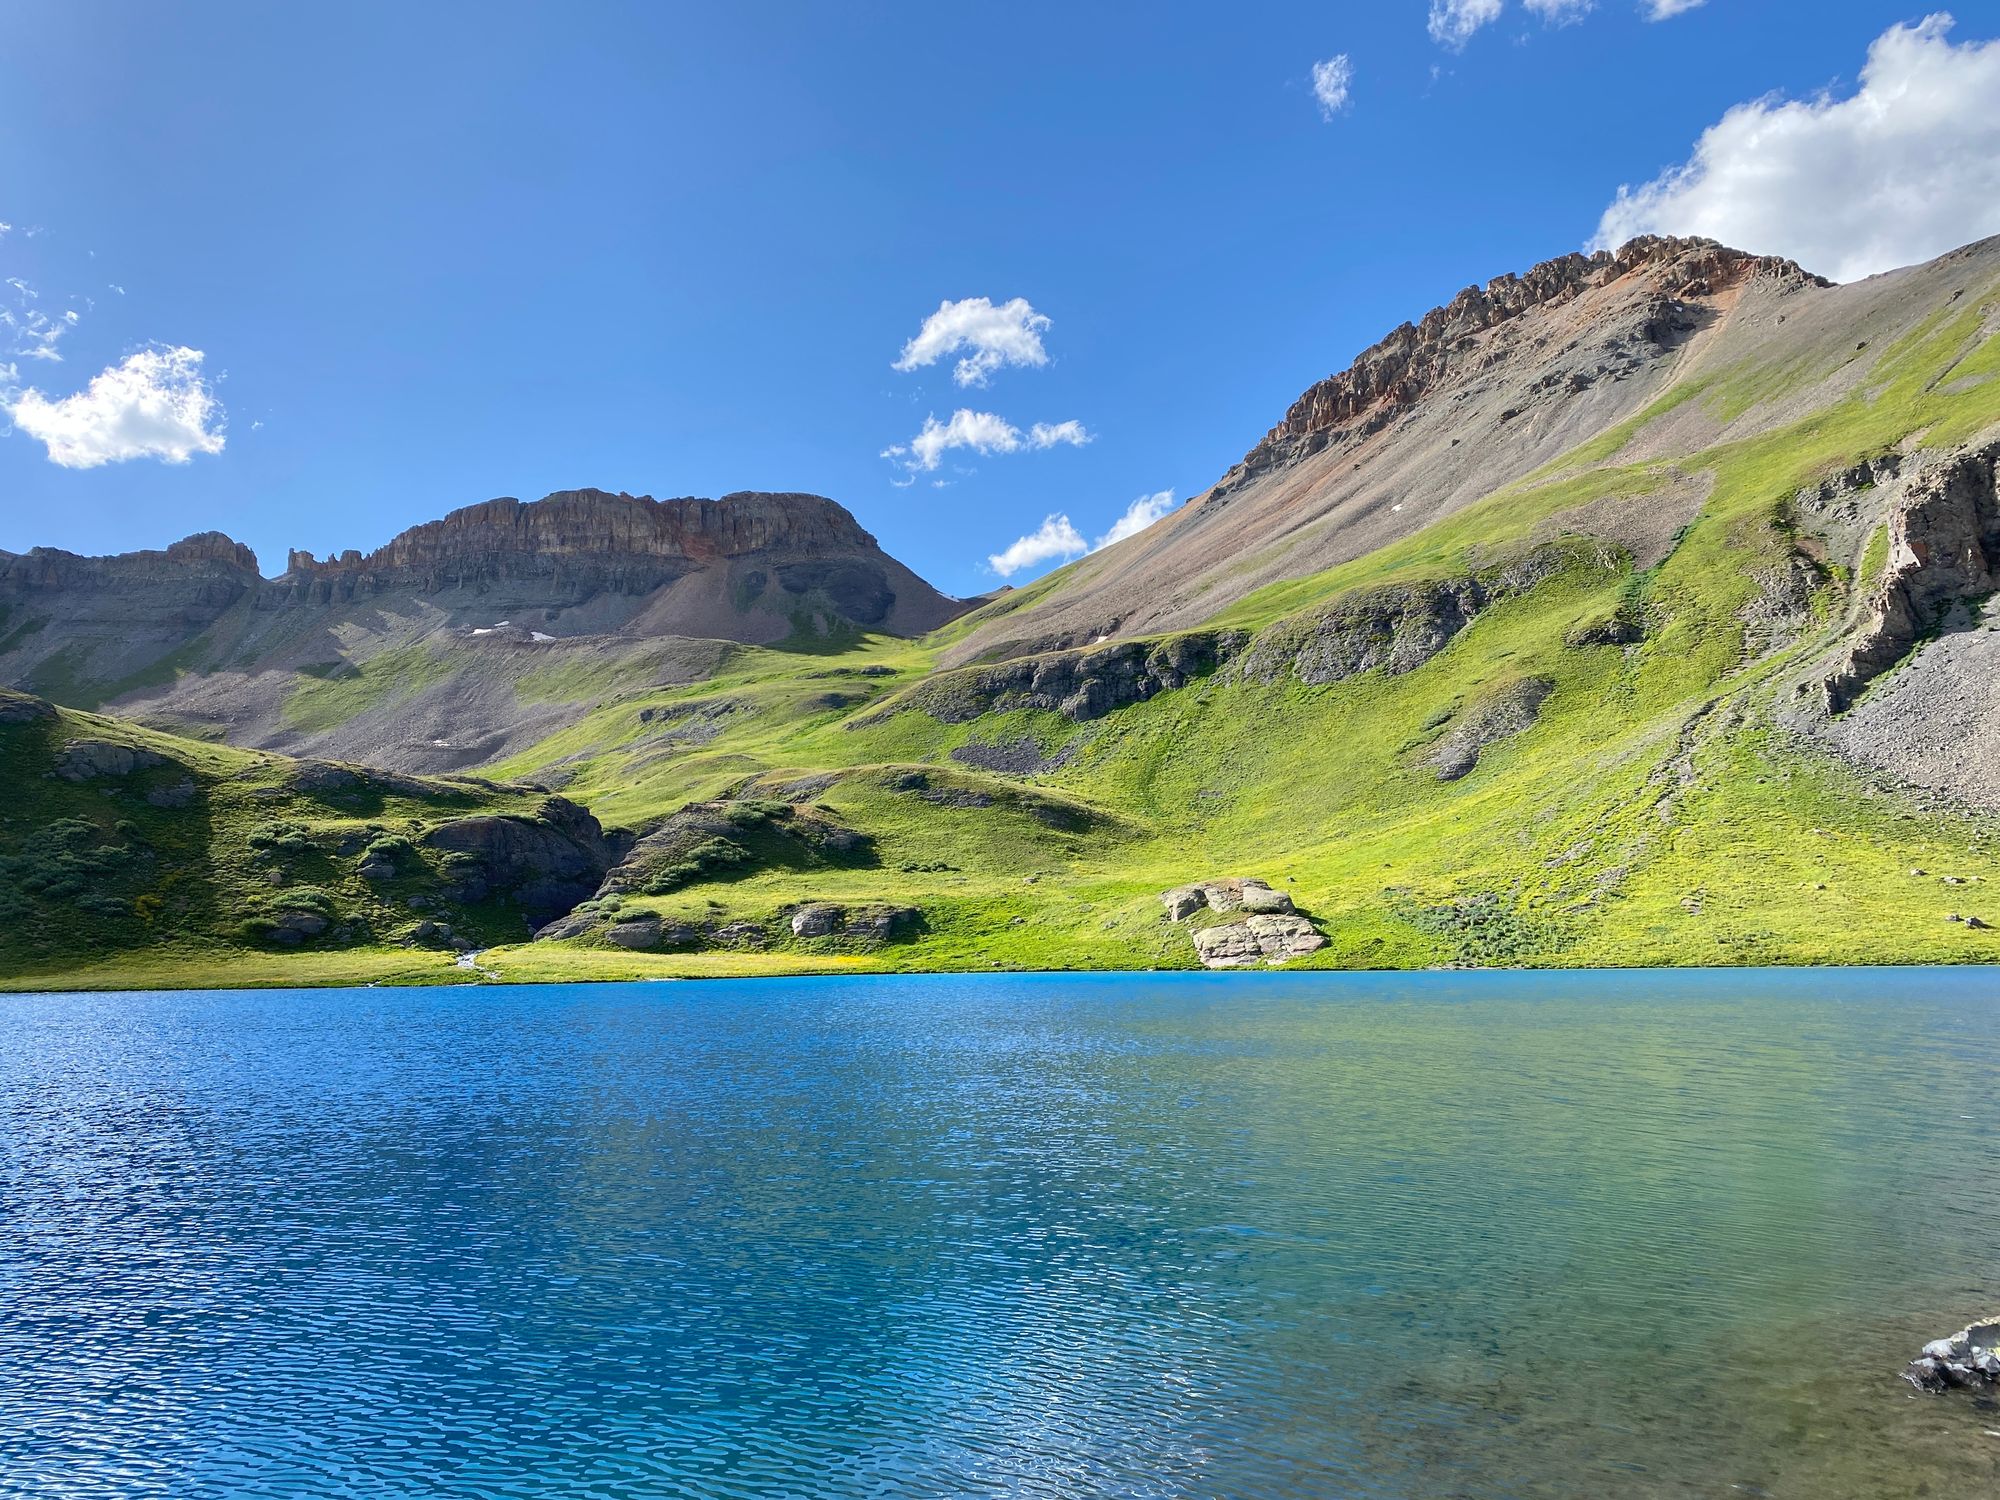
[4,2,1999,596]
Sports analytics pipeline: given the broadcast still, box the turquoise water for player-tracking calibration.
[2,970,1997,1498]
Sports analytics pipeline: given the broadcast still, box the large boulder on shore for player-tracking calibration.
[1190,914,1327,968]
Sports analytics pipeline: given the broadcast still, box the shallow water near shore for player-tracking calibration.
[2,968,1997,1498]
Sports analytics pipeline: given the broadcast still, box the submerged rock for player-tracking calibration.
[1904,1317,2000,1392]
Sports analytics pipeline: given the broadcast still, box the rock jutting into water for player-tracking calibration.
[1903,1317,2000,1391]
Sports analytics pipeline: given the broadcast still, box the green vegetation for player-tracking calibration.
[7,272,2000,991]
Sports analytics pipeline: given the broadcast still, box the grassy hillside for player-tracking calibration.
[7,254,2000,990]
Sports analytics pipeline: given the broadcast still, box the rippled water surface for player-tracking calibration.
[4,970,1999,1498]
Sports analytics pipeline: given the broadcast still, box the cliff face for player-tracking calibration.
[271,490,888,604]
[0,532,263,627]
[0,487,967,767]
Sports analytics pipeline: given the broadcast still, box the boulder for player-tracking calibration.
[1904,1317,2000,1392]
[790,903,844,938]
[786,903,919,943]
[1191,913,1328,969]
[606,915,663,950]
[1159,878,1294,919]
[52,740,166,782]
[357,859,396,882]
[1238,882,1295,914]
[1191,923,1264,968]
[842,905,919,943]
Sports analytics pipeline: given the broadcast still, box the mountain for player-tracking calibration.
[7,233,2000,990]
[0,489,967,771]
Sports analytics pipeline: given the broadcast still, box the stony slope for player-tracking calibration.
[0,489,967,773]
[943,235,1998,665]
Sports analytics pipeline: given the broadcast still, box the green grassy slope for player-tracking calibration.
[462,285,2000,982]
[0,691,603,991]
[8,272,2000,989]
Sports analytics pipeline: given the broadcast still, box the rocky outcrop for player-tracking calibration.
[1160,878,1296,919]
[1905,1317,2000,1392]
[1239,545,1578,688]
[871,630,1246,726]
[601,798,872,898]
[0,531,260,627]
[787,903,920,943]
[1219,238,1825,492]
[51,740,169,781]
[0,690,56,723]
[1191,915,1327,968]
[1426,677,1554,781]
[422,797,617,922]
[1159,878,1325,966]
[1822,442,2000,712]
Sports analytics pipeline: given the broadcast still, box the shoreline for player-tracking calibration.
[9,954,2000,997]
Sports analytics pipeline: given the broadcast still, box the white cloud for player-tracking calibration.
[883,408,1023,472]
[989,514,1088,578]
[893,296,1051,387]
[1643,0,1704,17]
[1428,0,1503,47]
[1592,15,2000,283]
[883,408,1090,475]
[4,345,226,468]
[1029,419,1091,450]
[988,490,1179,581]
[1311,55,1354,118]
[1095,490,1176,548]
[1525,0,1593,21]
[0,222,11,237]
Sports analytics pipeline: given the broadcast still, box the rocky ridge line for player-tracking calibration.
[1216,236,1827,493]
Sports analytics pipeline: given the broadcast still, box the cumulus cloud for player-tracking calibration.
[893,296,1051,387]
[988,514,1088,578]
[1525,0,1593,21]
[4,345,226,468]
[1643,0,1704,17]
[1312,55,1354,118]
[1095,490,1176,548]
[1428,0,1503,47]
[883,409,1091,475]
[988,490,1179,580]
[1592,15,2000,282]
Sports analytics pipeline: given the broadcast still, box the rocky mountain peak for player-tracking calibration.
[1226,236,1828,487]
